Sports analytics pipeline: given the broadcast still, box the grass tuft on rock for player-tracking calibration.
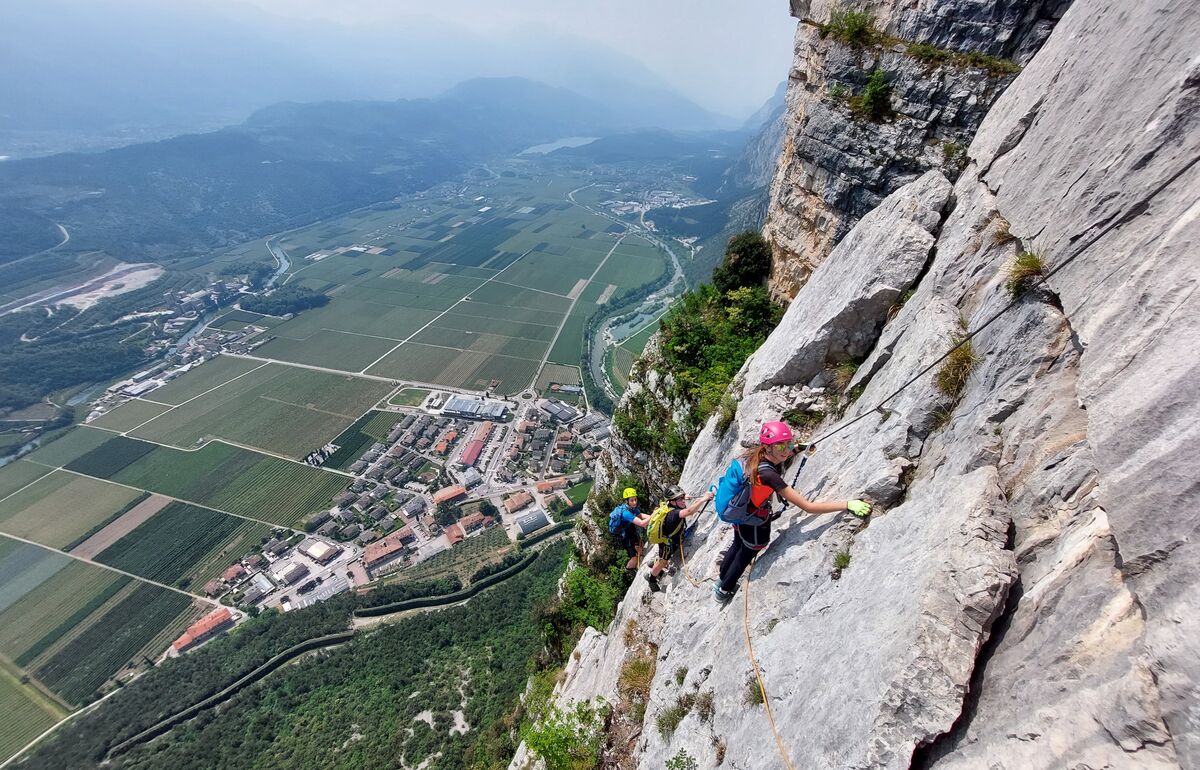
[656,692,697,737]
[745,674,765,706]
[618,655,656,700]
[935,335,977,398]
[1005,251,1045,297]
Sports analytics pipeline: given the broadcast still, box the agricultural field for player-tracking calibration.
[228,176,670,392]
[55,428,348,527]
[0,536,201,741]
[88,398,172,432]
[535,363,583,390]
[120,362,392,458]
[0,470,142,549]
[389,388,430,407]
[0,460,51,501]
[23,426,112,468]
[0,559,128,667]
[33,581,196,705]
[94,502,269,588]
[0,669,63,764]
[145,355,265,405]
[253,331,397,372]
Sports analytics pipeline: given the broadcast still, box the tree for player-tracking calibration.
[479,500,499,518]
[436,500,462,527]
[712,230,772,294]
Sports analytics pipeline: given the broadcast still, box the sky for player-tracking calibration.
[227,0,798,118]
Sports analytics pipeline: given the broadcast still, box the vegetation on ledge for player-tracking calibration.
[614,231,782,465]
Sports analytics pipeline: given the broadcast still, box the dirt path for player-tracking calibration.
[69,494,172,559]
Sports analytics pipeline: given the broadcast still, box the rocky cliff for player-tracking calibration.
[515,0,1198,768]
[763,0,1068,300]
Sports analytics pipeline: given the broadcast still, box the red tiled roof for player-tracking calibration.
[221,564,246,582]
[445,524,464,545]
[460,440,484,466]
[173,607,233,652]
[433,485,467,504]
[364,533,407,567]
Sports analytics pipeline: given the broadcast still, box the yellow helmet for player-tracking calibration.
[622,487,638,500]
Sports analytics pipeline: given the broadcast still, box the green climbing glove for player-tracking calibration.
[846,499,872,518]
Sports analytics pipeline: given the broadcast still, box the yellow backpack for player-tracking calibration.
[647,502,678,545]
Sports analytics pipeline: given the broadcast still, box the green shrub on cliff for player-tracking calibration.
[820,9,878,46]
[850,68,893,121]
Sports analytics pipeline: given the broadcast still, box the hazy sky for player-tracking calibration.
[229,0,797,117]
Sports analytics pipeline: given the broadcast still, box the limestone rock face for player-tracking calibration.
[763,0,1067,300]
[516,1,1197,769]
[746,169,950,393]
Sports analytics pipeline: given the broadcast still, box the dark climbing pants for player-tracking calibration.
[718,523,769,593]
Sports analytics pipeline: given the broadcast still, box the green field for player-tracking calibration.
[33,582,195,705]
[388,388,430,407]
[227,179,670,392]
[0,471,142,549]
[565,481,594,506]
[0,460,52,501]
[0,560,129,667]
[119,363,392,458]
[95,502,268,588]
[24,427,113,468]
[253,331,397,372]
[60,428,348,527]
[0,669,62,764]
[0,537,200,741]
[88,399,172,432]
[146,356,265,405]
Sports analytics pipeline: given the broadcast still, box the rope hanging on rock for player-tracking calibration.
[743,554,798,770]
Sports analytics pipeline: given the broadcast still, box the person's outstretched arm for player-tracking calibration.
[780,486,869,516]
[680,491,714,519]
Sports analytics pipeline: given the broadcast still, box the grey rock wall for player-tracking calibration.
[515,1,1197,769]
[763,0,1067,301]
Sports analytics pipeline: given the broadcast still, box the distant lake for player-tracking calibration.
[518,136,598,156]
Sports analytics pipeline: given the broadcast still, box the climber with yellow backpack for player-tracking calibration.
[644,484,715,593]
[711,420,872,604]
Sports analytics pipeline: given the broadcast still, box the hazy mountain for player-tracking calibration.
[0,0,731,157]
[0,78,619,263]
[740,81,788,131]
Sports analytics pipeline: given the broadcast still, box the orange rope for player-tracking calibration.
[743,555,797,770]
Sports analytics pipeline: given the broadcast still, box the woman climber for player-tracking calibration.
[712,420,872,604]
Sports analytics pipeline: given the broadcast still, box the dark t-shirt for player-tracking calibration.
[737,460,787,549]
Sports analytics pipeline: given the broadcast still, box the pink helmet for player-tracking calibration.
[759,420,794,445]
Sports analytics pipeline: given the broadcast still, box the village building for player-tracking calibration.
[516,510,551,536]
[301,540,341,564]
[173,607,235,653]
[433,485,467,505]
[504,491,534,514]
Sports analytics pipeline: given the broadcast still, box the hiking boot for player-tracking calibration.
[645,573,662,593]
[713,585,734,605]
